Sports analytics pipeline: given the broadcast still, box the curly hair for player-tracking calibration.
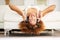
[19,20,45,35]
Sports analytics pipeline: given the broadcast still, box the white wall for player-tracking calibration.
[47,0,60,11]
[24,0,34,6]
[10,0,24,5]
[0,0,5,5]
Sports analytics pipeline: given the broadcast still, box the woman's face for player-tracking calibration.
[29,12,37,25]
[27,8,37,25]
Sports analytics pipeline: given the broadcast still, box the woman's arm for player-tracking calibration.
[41,5,56,17]
[9,3,25,20]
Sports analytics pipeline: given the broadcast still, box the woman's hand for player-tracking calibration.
[37,10,41,22]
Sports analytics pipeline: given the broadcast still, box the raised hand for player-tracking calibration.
[9,3,25,20]
[42,5,56,17]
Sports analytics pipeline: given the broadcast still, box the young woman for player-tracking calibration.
[9,3,56,35]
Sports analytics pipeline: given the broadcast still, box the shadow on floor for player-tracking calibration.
[9,33,52,37]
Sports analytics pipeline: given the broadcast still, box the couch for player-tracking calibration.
[0,5,59,36]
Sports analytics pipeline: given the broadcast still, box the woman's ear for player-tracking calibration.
[41,5,56,17]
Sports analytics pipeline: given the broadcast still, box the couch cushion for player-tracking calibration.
[4,6,23,22]
[42,11,60,22]
[4,22,19,30]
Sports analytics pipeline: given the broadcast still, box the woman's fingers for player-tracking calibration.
[37,10,41,22]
